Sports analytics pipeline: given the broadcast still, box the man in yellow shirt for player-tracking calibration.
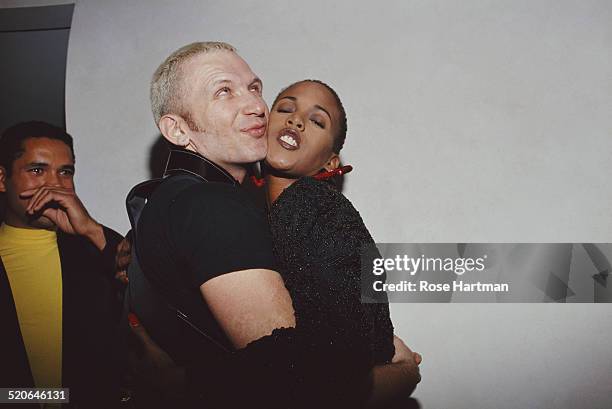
[0,121,123,408]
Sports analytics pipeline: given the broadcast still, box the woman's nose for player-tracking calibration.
[287,116,304,130]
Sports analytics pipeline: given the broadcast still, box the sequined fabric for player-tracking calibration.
[269,177,395,366]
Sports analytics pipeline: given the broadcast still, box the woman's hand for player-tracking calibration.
[367,335,422,408]
[392,335,422,366]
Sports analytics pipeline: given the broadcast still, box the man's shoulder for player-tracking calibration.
[140,175,266,237]
[150,175,250,208]
[135,175,276,296]
[177,179,246,202]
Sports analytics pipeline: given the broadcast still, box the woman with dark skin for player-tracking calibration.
[263,79,421,408]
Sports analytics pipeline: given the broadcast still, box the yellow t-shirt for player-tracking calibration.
[0,223,63,388]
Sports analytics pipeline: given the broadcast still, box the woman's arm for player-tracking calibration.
[367,336,422,409]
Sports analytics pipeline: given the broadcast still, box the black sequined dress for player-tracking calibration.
[269,176,395,368]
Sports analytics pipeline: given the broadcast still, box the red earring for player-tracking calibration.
[313,165,353,181]
[250,165,353,187]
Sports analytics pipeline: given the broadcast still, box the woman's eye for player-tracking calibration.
[276,107,291,113]
[250,85,262,94]
[312,119,325,129]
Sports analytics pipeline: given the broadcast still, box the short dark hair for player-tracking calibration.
[0,121,75,177]
[272,79,347,154]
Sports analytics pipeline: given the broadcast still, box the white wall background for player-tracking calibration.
[66,1,612,408]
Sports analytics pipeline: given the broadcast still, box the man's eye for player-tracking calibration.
[28,168,43,174]
[250,85,262,94]
[59,169,74,176]
[216,87,230,97]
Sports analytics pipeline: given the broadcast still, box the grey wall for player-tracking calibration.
[65,1,612,408]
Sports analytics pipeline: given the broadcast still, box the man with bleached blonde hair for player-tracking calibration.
[125,41,297,407]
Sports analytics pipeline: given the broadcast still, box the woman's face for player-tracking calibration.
[265,81,340,177]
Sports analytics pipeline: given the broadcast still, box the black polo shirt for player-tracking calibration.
[133,172,277,360]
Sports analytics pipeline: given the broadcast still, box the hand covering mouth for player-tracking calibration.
[277,128,301,150]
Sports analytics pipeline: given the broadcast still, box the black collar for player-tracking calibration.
[163,149,238,186]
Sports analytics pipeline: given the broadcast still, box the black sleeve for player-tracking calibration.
[169,185,277,287]
[197,327,373,409]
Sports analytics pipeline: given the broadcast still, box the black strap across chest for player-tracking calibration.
[124,149,236,354]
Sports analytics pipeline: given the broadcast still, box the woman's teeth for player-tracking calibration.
[280,134,298,147]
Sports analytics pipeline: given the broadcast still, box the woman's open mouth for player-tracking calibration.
[276,128,301,150]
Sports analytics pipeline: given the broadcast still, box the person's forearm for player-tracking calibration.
[367,362,421,409]
[84,220,106,251]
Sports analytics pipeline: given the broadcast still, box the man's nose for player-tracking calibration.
[46,172,62,187]
[287,115,304,130]
[244,93,267,117]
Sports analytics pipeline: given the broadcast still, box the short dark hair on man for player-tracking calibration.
[272,79,347,154]
[0,121,75,177]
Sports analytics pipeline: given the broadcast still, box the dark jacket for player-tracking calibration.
[0,226,123,408]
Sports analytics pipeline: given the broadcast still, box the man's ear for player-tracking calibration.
[324,154,340,172]
[159,114,190,148]
[0,166,7,193]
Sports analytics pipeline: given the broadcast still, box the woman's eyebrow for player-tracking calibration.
[314,104,331,120]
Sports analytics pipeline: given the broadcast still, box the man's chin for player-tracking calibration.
[246,138,267,161]
[27,215,57,230]
[240,151,267,165]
